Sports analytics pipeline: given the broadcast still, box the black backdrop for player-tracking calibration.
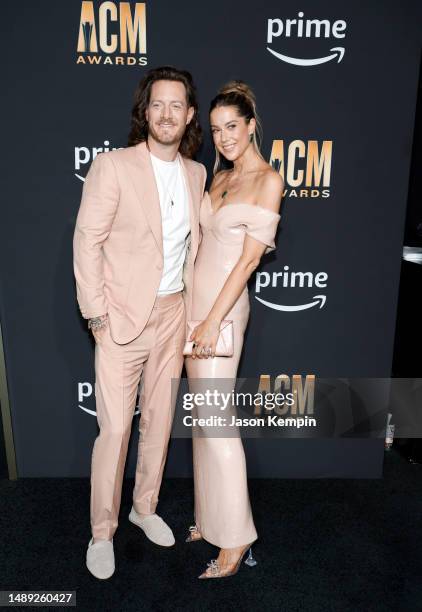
[2,0,421,477]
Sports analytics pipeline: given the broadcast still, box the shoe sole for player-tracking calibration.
[86,565,115,580]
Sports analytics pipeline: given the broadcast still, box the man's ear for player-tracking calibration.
[186,106,194,125]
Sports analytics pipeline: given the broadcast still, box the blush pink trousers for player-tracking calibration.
[90,291,185,541]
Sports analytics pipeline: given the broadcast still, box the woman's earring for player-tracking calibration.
[249,133,254,143]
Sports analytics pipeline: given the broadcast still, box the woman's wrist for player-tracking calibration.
[206,314,222,327]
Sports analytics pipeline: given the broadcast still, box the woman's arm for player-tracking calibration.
[190,170,284,358]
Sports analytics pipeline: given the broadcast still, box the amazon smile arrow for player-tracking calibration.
[255,294,327,312]
[266,46,345,66]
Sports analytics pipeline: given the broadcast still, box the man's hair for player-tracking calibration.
[128,66,202,159]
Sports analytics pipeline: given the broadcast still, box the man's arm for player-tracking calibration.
[73,153,120,320]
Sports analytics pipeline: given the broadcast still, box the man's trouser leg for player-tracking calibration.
[90,319,150,541]
[132,291,185,515]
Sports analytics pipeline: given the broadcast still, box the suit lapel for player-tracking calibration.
[179,154,199,259]
[128,141,163,255]
[127,141,199,258]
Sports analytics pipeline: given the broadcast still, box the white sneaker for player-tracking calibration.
[128,507,175,547]
[86,537,115,579]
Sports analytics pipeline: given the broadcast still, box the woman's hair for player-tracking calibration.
[209,80,264,174]
[127,66,202,159]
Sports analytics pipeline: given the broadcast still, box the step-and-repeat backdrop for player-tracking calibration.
[2,1,421,477]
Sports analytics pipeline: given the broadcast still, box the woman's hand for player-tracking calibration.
[190,318,221,359]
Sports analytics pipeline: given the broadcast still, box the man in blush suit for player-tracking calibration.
[73,66,206,580]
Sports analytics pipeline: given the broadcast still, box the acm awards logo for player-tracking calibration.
[270,139,332,199]
[266,12,346,66]
[255,374,315,416]
[76,1,147,66]
[78,382,140,416]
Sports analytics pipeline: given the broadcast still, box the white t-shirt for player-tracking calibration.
[149,152,190,295]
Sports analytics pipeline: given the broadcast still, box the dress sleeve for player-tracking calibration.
[241,207,281,254]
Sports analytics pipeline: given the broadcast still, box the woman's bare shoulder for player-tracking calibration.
[258,165,284,189]
[256,165,284,213]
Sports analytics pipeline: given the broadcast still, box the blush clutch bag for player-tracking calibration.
[183,320,234,357]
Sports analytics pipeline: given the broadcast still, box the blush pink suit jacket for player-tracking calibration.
[73,141,206,344]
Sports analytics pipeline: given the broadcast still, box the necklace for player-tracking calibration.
[157,163,178,207]
[151,154,180,214]
[221,172,234,199]
[221,171,238,200]
[220,167,262,200]
[146,141,180,210]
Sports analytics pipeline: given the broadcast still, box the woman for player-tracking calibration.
[185,81,284,579]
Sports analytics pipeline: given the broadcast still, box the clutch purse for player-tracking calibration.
[183,320,234,357]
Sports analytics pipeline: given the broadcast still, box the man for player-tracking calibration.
[73,66,206,579]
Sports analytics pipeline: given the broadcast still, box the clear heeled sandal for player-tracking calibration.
[185,524,203,542]
[198,544,257,579]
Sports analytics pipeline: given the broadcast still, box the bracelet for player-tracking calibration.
[88,316,108,331]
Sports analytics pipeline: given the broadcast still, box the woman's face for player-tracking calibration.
[210,105,255,162]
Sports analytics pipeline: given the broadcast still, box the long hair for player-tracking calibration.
[209,80,264,175]
[128,66,202,159]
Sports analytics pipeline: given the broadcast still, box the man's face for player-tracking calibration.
[145,79,194,147]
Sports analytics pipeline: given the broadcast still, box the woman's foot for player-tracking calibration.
[185,524,203,542]
[198,543,256,579]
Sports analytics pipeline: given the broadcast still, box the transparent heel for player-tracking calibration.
[244,546,257,567]
[198,543,257,579]
[185,525,203,542]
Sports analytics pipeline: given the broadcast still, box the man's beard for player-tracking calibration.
[148,121,186,147]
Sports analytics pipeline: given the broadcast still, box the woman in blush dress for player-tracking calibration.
[184,81,283,579]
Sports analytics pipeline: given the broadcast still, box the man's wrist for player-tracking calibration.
[88,314,108,331]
